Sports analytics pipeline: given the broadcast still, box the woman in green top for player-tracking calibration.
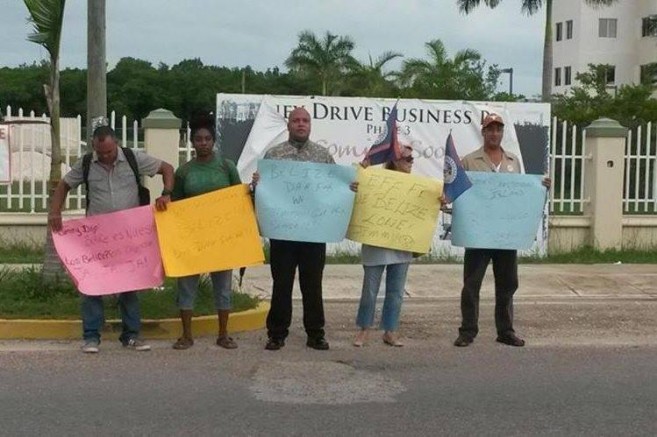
[171,116,242,350]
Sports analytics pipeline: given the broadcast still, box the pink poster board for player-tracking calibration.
[52,206,164,295]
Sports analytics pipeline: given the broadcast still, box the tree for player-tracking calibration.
[24,0,65,183]
[399,39,499,100]
[24,0,66,282]
[553,63,657,127]
[108,57,162,121]
[456,0,619,102]
[0,63,85,116]
[0,62,50,113]
[285,30,357,96]
[59,67,86,115]
[350,51,403,97]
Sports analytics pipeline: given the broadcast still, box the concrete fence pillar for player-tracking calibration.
[583,118,628,250]
[142,109,181,203]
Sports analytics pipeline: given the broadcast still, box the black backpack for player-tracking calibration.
[82,147,151,211]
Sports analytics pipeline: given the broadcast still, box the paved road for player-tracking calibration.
[1,299,656,436]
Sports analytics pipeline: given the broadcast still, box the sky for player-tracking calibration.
[1,0,545,98]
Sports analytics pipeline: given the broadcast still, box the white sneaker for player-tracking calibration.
[123,338,151,351]
[81,340,99,354]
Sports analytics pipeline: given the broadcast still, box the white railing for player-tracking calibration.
[2,107,656,216]
[1,106,142,212]
[549,119,656,215]
[624,121,656,213]
[550,117,587,214]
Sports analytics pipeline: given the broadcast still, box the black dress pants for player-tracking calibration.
[266,239,326,340]
[458,248,518,338]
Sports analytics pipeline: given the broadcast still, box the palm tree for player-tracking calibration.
[25,0,65,183]
[400,39,498,100]
[456,0,619,102]
[285,30,357,96]
[352,51,403,97]
[24,0,66,281]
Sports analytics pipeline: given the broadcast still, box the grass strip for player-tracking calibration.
[0,267,259,320]
[3,244,657,266]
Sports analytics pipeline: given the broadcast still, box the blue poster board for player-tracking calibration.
[452,172,546,250]
[255,159,356,242]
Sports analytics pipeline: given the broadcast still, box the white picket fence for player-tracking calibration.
[1,106,656,215]
[550,117,657,214]
[0,106,192,212]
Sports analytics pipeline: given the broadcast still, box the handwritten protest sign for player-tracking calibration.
[347,167,443,253]
[52,205,163,295]
[255,159,356,242]
[155,184,264,277]
[0,125,9,183]
[451,172,546,250]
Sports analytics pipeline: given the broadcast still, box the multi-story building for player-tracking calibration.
[552,0,657,95]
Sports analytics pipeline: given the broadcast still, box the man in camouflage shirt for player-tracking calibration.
[261,107,334,351]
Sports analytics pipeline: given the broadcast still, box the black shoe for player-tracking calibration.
[454,335,474,347]
[306,337,330,350]
[496,333,525,347]
[265,338,285,351]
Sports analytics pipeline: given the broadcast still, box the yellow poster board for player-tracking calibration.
[347,167,443,253]
[154,184,264,277]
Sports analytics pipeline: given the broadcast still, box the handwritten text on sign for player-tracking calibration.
[451,172,546,250]
[52,205,164,295]
[347,167,443,253]
[255,159,356,242]
[155,184,264,277]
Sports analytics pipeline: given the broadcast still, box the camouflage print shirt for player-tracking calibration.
[263,139,335,164]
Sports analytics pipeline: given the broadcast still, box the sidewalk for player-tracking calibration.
[2,263,656,340]
[241,263,657,301]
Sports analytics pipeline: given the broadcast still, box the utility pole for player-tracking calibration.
[501,67,514,95]
[86,0,107,150]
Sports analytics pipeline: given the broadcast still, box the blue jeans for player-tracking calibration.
[81,292,141,345]
[177,270,232,310]
[356,263,410,332]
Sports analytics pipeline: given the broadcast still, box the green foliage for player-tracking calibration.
[285,30,357,96]
[0,240,44,263]
[552,63,657,128]
[0,267,259,319]
[399,39,500,100]
[59,67,86,115]
[24,0,66,59]
[348,51,403,98]
[0,64,88,116]
[1,266,73,301]
[491,92,527,102]
[1,33,512,121]
[542,246,657,264]
[22,0,66,186]
[108,57,164,121]
[0,63,49,113]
